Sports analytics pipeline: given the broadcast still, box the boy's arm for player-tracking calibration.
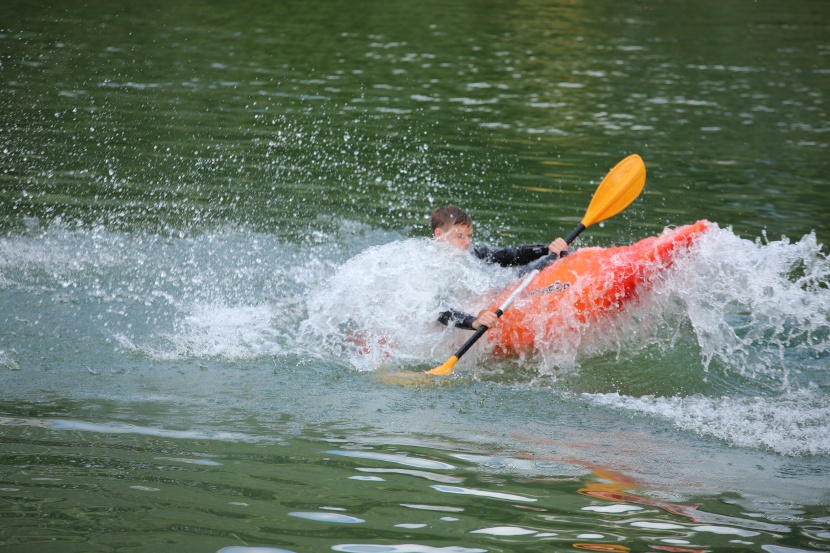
[438,309,499,330]
[438,309,477,330]
[474,238,568,267]
[473,244,549,267]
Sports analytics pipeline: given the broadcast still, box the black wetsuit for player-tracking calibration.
[438,244,552,330]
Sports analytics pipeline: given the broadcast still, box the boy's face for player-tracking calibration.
[434,223,473,251]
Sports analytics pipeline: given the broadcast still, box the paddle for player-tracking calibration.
[426,153,646,376]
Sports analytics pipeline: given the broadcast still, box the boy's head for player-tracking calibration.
[430,205,473,251]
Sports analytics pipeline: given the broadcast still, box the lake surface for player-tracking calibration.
[2,0,829,552]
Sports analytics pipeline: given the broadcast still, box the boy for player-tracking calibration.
[431,204,568,331]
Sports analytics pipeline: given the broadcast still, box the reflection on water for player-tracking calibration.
[0,411,817,553]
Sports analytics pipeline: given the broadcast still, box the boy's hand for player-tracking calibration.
[548,237,568,256]
[471,310,499,330]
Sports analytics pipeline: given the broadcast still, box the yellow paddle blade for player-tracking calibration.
[582,154,646,228]
[427,355,459,376]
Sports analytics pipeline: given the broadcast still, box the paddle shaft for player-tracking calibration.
[440,222,588,365]
[528,222,586,269]
[464,221,588,334]
[566,223,587,245]
[448,267,540,360]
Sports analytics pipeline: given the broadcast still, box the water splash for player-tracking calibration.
[576,224,830,455]
[673,225,830,382]
[4,220,827,378]
[522,223,830,385]
[586,388,830,456]
[0,221,331,362]
[3,219,828,455]
[301,238,515,370]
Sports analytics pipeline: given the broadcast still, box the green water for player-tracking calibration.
[2,0,829,552]
[4,0,828,240]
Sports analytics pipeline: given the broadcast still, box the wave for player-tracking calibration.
[1,220,828,455]
[585,387,830,456]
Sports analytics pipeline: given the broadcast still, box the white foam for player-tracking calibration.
[586,388,830,456]
[674,226,830,376]
[4,221,828,460]
[0,223,325,362]
[303,238,514,370]
[576,225,830,455]
[133,303,286,361]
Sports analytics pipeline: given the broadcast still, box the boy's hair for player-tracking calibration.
[430,205,472,233]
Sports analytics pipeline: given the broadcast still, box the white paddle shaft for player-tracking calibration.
[496,269,538,313]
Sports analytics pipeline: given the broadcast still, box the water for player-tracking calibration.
[2,0,829,552]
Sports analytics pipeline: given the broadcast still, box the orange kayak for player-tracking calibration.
[488,220,710,355]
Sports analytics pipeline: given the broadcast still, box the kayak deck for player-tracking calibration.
[488,220,710,355]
